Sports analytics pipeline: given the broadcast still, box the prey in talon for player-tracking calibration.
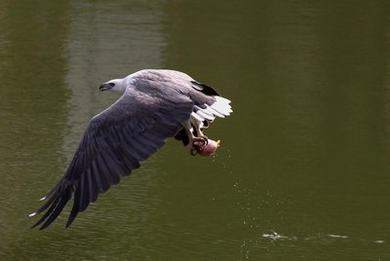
[194,138,221,157]
[179,108,224,157]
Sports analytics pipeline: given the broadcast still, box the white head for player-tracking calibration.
[99,78,127,93]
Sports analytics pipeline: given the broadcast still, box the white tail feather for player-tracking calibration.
[211,96,232,116]
[196,110,215,121]
[215,96,231,104]
[206,106,225,118]
[191,112,204,122]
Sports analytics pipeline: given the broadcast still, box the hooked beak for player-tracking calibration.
[99,83,112,92]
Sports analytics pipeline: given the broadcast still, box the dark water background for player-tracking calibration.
[1,0,390,260]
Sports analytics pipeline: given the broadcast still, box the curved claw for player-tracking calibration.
[190,148,198,156]
[192,136,208,147]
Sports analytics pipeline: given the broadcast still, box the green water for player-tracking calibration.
[1,0,390,260]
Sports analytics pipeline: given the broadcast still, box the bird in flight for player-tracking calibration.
[29,69,232,229]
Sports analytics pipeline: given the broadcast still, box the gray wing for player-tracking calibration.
[31,87,193,229]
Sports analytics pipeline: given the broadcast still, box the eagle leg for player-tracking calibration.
[183,115,209,155]
[190,114,208,140]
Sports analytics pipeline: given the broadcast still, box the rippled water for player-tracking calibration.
[1,0,390,260]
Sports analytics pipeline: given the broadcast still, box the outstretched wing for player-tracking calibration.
[30,87,193,229]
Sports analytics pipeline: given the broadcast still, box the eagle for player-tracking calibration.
[30,69,232,229]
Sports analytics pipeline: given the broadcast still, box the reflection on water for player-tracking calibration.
[1,0,390,260]
[65,0,166,151]
[64,1,168,242]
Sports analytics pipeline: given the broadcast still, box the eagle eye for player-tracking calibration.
[108,82,115,87]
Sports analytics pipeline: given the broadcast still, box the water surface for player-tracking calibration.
[0,0,390,260]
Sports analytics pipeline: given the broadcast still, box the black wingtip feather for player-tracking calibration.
[31,197,61,229]
[30,180,74,230]
[39,187,72,230]
[191,81,220,96]
[66,184,81,228]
